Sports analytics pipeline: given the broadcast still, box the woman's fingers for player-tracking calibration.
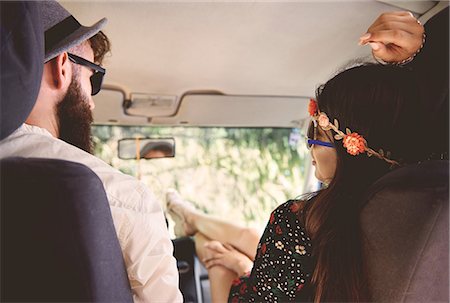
[371,43,403,62]
[203,243,254,276]
[204,240,228,253]
[367,12,415,26]
[203,252,222,262]
[366,30,421,53]
[360,13,422,44]
[364,29,414,47]
[361,24,422,47]
[222,243,236,251]
[202,241,238,270]
[365,11,416,32]
[204,258,218,269]
[203,248,223,261]
[367,20,421,37]
[359,11,424,62]
[204,256,227,269]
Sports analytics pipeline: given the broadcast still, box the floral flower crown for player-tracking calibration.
[308,99,399,166]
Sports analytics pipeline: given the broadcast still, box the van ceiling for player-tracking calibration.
[62,1,440,126]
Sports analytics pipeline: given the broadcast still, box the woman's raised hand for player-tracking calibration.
[203,241,253,277]
[359,11,424,63]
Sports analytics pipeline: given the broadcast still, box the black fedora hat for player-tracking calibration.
[0,1,44,140]
[40,1,107,62]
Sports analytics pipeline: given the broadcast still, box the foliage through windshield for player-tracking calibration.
[92,125,310,236]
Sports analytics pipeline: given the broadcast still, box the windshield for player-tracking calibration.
[92,125,311,236]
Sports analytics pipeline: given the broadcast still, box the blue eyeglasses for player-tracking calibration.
[68,53,105,96]
[307,139,334,148]
[306,121,335,149]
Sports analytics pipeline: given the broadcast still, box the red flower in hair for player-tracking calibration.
[231,296,239,303]
[308,99,318,116]
[232,278,241,286]
[269,212,275,224]
[318,113,330,128]
[343,133,366,155]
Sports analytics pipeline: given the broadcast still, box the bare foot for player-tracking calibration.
[165,189,198,237]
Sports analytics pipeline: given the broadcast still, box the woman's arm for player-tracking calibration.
[360,8,449,157]
[203,240,254,277]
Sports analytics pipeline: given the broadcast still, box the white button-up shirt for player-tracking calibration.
[0,124,182,303]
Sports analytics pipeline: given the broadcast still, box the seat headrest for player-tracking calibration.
[0,1,44,140]
[364,160,449,203]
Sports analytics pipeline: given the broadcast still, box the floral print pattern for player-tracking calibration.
[228,200,314,302]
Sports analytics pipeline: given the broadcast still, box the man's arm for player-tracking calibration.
[116,189,182,303]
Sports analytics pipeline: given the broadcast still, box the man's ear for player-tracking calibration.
[49,52,71,90]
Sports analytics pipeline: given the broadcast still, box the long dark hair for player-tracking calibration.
[301,63,426,302]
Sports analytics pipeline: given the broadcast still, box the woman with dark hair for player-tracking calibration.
[167,10,446,302]
[298,63,426,302]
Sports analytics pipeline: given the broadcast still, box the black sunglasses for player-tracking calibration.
[67,53,105,96]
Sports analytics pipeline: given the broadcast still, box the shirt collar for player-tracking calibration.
[20,123,54,138]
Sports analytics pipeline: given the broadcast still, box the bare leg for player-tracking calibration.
[195,233,237,303]
[194,231,211,262]
[209,265,237,303]
[190,212,260,260]
[195,232,253,277]
[167,190,261,260]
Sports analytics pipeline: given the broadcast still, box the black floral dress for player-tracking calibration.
[228,200,315,302]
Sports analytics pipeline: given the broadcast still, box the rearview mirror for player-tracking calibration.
[118,138,175,160]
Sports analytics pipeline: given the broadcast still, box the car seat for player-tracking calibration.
[361,160,449,302]
[0,157,133,302]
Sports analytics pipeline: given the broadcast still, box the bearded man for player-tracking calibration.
[0,1,182,302]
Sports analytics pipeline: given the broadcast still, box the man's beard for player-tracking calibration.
[56,76,94,154]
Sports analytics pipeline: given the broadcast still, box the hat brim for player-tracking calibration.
[45,18,107,62]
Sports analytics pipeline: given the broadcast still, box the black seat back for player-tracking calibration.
[361,160,449,302]
[1,157,133,302]
[173,236,208,303]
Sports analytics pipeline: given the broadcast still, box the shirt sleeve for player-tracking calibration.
[228,200,314,302]
[114,189,183,303]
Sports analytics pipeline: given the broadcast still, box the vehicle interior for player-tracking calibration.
[1,1,447,302]
[61,1,449,302]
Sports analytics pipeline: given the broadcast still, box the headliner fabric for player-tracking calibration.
[0,1,44,140]
[361,160,449,302]
[0,157,133,302]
